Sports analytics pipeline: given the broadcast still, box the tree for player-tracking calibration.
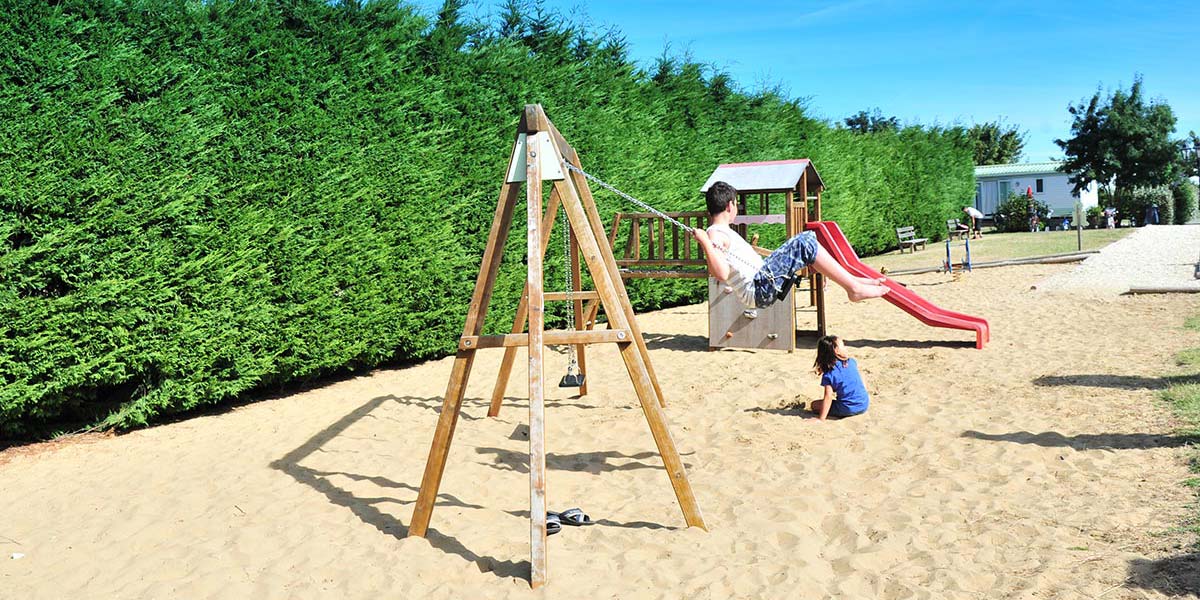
[966,121,1025,165]
[420,0,473,67]
[1056,76,1181,196]
[843,109,898,134]
[1182,130,1200,178]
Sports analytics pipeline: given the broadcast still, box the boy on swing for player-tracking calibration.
[692,181,889,308]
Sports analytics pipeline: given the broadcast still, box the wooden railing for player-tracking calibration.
[609,211,709,278]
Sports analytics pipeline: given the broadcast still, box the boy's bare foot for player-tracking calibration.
[855,275,886,286]
[846,282,890,302]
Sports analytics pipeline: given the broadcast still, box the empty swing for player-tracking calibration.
[558,208,584,388]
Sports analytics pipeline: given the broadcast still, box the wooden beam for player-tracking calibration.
[1125,286,1200,294]
[657,218,666,262]
[552,173,707,532]
[682,216,692,260]
[614,211,708,219]
[815,272,827,338]
[631,218,641,261]
[488,187,565,416]
[525,125,548,589]
[461,329,632,350]
[616,259,709,267]
[785,190,794,236]
[543,290,599,302]
[799,171,808,225]
[619,270,708,279]
[550,130,667,408]
[409,183,521,538]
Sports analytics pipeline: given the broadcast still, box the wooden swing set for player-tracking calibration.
[407,105,705,588]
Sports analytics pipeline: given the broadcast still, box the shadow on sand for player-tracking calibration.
[841,337,976,350]
[961,429,1196,450]
[270,394,530,581]
[1127,552,1200,597]
[473,446,692,474]
[1033,373,1200,390]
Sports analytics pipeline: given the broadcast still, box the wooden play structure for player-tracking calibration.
[608,160,829,351]
[407,105,705,589]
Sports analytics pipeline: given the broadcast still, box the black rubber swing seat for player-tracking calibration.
[558,373,585,388]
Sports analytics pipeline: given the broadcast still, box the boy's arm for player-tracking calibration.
[692,228,732,282]
[818,385,833,421]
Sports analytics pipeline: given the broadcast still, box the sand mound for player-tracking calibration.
[2,262,1198,598]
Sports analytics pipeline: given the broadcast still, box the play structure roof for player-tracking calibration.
[700,159,824,194]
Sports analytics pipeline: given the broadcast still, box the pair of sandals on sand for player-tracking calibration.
[546,508,592,536]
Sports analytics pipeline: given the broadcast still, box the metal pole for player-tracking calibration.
[944,238,952,274]
[965,235,972,271]
[1074,199,1083,252]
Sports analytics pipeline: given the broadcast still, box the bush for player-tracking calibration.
[1116,186,1173,226]
[1173,180,1199,224]
[1085,205,1104,228]
[0,0,974,436]
[993,192,1050,232]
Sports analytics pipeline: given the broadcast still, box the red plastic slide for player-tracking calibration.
[805,221,990,349]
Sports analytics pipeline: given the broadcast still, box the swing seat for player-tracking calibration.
[558,373,585,388]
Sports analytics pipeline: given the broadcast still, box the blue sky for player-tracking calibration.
[411,1,1199,163]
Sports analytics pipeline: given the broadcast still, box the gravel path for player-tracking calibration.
[1036,224,1200,294]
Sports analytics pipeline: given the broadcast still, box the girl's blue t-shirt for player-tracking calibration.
[820,358,869,416]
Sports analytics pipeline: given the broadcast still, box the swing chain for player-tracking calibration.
[560,158,779,285]
[562,208,579,375]
[561,160,694,233]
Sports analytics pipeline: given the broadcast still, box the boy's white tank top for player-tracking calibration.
[706,223,763,307]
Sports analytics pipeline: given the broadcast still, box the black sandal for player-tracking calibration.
[550,508,592,526]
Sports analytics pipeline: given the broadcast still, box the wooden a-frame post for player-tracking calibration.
[407,105,706,589]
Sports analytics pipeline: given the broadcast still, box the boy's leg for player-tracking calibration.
[809,249,889,301]
[756,232,887,304]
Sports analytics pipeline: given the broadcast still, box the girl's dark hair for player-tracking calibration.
[813,335,842,374]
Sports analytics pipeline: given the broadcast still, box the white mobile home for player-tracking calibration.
[974,161,1098,220]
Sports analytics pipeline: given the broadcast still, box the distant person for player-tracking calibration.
[1026,187,1039,232]
[810,335,870,420]
[962,206,984,239]
[1145,203,1160,225]
[1104,207,1117,229]
[691,181,889,309]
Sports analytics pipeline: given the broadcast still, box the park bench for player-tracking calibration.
[895,226,927,253]
[947,219,968,240]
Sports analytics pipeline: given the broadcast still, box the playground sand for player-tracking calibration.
[2,262,1199,599]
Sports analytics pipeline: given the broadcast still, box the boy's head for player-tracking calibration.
[705,181,738,217]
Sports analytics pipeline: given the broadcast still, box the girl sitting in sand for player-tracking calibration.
[811,335,870,420]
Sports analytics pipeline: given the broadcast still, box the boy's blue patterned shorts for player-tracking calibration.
[752,232,819,308]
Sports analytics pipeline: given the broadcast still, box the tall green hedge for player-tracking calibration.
[0,0,973,436]
[1172,180,1198,224]
[1117,186,1174,226]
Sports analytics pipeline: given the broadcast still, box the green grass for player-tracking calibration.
[1178,349,1200,369]
[1162,385,1200,438]
[861,227,1134,273]
[1162,310,1200,544]
[1186,315,1200,331]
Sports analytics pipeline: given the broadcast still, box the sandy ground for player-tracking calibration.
[3,258,1200,598]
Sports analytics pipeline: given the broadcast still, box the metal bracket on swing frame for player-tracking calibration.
[505,131,566,183]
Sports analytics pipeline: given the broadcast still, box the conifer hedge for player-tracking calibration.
[0,0,973,435]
